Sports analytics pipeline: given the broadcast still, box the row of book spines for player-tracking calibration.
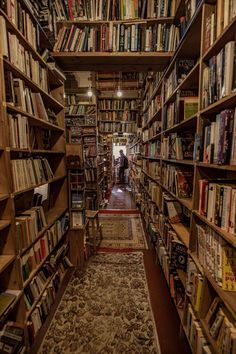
[21,215,69,282]
[5,30,48,92]
[54,23,179,52]
[15,206,47,252]
[195,223,236,291]
[5,73,59,125]
[202,40,236,108]
[98,99,137,109]
[11,157,54,193]
[27,259,69,339]
[3,1,38,50]
[204,1,236,52]
[186,303,212,353]
[203,109,236,166]
[199,180,236,234]
[54,0,175,21]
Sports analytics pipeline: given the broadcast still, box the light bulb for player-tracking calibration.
[87,89,93,97]
[117,89,122,97]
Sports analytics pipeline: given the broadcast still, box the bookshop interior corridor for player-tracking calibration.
[1,1,236,354]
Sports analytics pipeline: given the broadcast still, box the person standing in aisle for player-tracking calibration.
[119,149,128,184]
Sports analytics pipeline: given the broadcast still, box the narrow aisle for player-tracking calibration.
[104,184,136,210]
[31,185,190,354]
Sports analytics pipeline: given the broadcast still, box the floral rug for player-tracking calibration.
[99,213,148,250]
[38,253,160,354]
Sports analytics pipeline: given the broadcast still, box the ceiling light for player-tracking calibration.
[117,89,122,97]
[87,88,93,97]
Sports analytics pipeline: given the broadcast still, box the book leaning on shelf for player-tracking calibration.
[186,257,204,313]
[162,164,193,198]
[54,23,179,52]
[0,321,25,354]
[11,157,54,192]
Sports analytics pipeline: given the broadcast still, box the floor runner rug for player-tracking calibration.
[99,213,148,250]
[38,253,161,354]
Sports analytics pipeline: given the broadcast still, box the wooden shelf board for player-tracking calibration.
[162,159,194,166]
[196,162,236,171]
[130,161,142,167]
[6,104,64,132]
[52,52,173,71]
[3,60,64,111]
[160,184,193,210]
[10,148,65,154]
[193,210,236,249]
[99,108,138,111]
[0,290,23,325]
[142,156,161,160]
[0,220,11,231]
[199,319,218,354]
[202,16,236,62]
[142,109,162,131]
[163,113,197,134]
[200,92,236,115]
[58,17,174,25]
[0,194,9,202]
[171,223,190,248]
[142,170,160,184]
[13,174,66,196]
[0,255,15,274]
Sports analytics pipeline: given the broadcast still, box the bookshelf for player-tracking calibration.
[0,3,69,351]
[139,0,236,352]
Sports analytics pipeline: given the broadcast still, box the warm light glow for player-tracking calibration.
[117,89,122,97]
[87,89,93,97]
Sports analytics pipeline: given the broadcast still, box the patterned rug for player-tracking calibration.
[38,253,161,354]
[105,185,136,209]
[99,213,148,250]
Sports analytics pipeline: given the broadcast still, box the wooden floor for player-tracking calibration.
[31,184,191,354]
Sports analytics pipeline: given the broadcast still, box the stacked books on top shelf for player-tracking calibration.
[202,40,236,108]
[54,23,179,52]
[98,99,137,110]
[53,0,176,20]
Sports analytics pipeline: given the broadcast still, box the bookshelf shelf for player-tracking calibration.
[163,113,198,134]
[162,159,194,166]
[170,223,190,248]
[142,109,162,130]
[142,156,161,160]
[52,52,174,71]
[193,211,236,249]
[0,290,23,325]
[57,17,175,25]
[0,255,15,274]
[199,319,219,354]
[160,183,193,210]
[196,162,236,171]
[6,104,65,132]
[99,108,138,112]
[3,60,64,111]
[142,170,160,184]
[12,175,67,196]
[0,194,9,202]
[200,92,236,115]
[0,220,11,231]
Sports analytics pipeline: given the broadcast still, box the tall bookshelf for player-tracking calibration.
[140,0,236,352]
[0,2,69,351]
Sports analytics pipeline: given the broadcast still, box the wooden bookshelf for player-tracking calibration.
[0,4,69,350]
[139,1,236,352]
